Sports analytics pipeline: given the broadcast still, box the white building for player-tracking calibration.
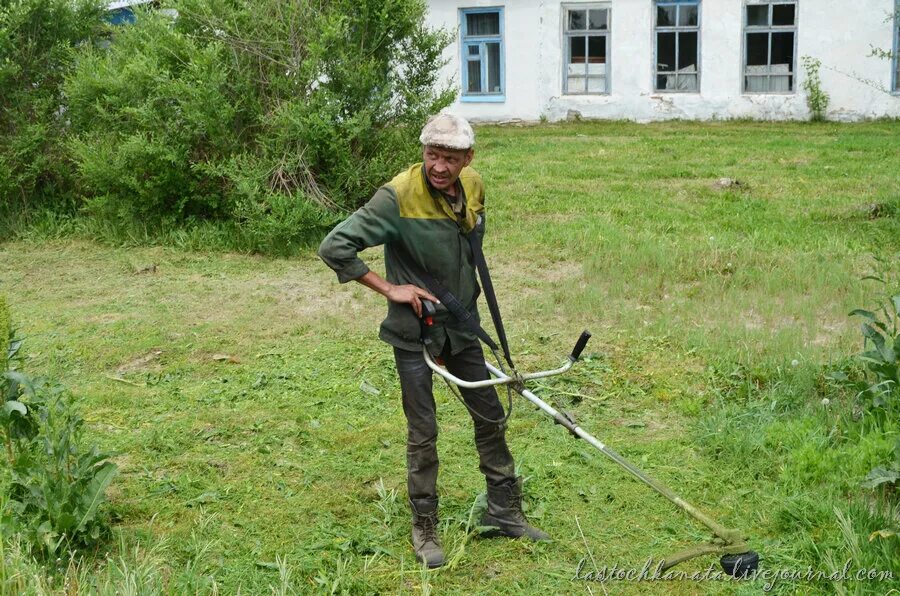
[425,0,900,121]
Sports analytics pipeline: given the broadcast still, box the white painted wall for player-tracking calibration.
[426,0,900,121]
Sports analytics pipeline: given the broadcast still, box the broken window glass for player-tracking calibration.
[743,2,797,92]
[654,1,700,92]
[678,32,698,71]
[770,32,794,68]
[570,36,587,65]
[565,6,609,94]
[746,33,769,66]
[657,32,676,72]
[588,35,606,63]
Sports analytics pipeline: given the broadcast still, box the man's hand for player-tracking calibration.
[385,284,439,318]
[355,270,439,318]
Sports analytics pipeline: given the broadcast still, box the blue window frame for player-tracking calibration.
[106,8,137,25]
[460,7,505,102]
[654,0,700,92]
[893,1,899,92]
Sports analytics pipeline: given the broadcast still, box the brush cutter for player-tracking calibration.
[422,325,758,576]
[402,215,759,577]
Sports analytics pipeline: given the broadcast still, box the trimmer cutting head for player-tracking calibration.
[721,551,760,577]
[658,536,760,577]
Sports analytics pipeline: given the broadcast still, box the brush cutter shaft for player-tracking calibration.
[420,331,755,570]
[482,361,740,544]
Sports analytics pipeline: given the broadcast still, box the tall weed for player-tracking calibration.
[0,296,117,560]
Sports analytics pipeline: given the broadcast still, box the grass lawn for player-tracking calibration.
[1,120,898,594]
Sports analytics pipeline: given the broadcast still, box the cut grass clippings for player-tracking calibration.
[1,120,898,594]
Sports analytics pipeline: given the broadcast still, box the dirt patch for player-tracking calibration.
[742,309,764,331]
[518,211,581,225]
[610,416,669,433]
[711,177,746,191]
[492,254,581,285]
[85,312,124,325]
[132,263,158,275]
[812,319,850,347]
[540,260,582,284]
[116,349,163,374]
[266,276,374,319]
[778,156,814,167]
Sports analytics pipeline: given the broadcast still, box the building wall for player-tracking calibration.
[426,0,900,121]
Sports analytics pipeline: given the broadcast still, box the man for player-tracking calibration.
[318,113,548,569]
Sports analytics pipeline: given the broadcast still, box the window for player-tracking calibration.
[743,2,797,93]
[654,1,700,92]
[563,4,610,94]
[460,8,504,101]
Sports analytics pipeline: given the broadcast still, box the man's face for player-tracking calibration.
[423,145,474,192]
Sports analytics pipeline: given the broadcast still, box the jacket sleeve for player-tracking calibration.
[474,209,486,242]
[462,166,486,239]
[474,186,486,241]
[317,187,400,283]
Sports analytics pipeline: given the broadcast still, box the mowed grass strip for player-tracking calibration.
[0,120,897,594]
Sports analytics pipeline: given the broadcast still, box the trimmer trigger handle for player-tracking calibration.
[422,300,436,326]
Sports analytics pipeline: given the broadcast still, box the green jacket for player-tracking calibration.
[318,163,486,354]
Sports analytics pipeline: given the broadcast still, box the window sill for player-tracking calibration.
[741,91,797,96]
[460,95,506,103]
[652,90,701,94]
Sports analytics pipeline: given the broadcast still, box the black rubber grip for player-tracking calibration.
[569,330,592,361]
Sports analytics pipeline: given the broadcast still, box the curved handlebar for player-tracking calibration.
[422,329,592,389]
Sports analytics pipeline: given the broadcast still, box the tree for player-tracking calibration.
[62,0,455,253]
[0,0,105,216]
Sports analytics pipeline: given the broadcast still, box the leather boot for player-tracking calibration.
[480,477,550,541]
[409,498,445,568]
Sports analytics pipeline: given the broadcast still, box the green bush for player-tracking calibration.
[65,15,241,225]
[61,0,453,249]
[0,0,106,216]
[0,297,117,560]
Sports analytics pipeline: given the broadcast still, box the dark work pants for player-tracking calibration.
[394,342,517,501]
